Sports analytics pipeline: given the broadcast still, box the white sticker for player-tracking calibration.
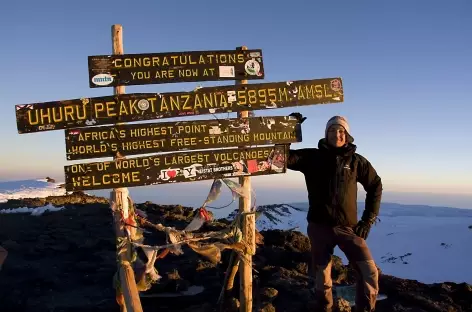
[209,126,222,135]
[244,60,261,76]
[91,73,114,86]
[137,99,150,110]
[249,52,261,57]
[183,164,202,178]
[227,90,236,102]
[159,169,180,181]
[219,66,235,78]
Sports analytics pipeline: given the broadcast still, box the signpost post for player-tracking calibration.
[109,25,143,312]
[236,45,254,312]
[13,23,345,312]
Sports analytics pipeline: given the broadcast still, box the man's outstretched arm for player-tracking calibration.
[286,112,308,172]
[287,148,306,172]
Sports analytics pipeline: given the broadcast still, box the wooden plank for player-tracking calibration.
[15,77,343,134]
[87,49,264,88]
[64,115,302,160]
[63,145,288,191]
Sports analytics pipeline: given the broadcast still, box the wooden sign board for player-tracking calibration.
[64,116,302,161]
[64,145,288,191]
[88,49,264,88]
[15,77,343,134]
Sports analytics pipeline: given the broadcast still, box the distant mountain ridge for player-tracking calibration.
[227,201,472,233]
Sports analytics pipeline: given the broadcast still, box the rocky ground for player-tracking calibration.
[0,193,471,312]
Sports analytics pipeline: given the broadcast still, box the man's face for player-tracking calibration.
[327,124,347,147]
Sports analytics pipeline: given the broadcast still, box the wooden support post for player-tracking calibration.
[111,24,143,312]
[217,251,240,311]
[236,45,255,312]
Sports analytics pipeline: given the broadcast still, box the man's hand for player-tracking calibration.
[354,214,377,240]
[289,112,306,124]
[354,220,372,240]
[354,212,377,240]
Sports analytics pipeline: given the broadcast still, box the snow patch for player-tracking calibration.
[0,179,66,203]
[0,203,65,216]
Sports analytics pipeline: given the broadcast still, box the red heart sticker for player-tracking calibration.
[167,170,177,178]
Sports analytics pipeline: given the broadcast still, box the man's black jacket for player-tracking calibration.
[287,139,383,227]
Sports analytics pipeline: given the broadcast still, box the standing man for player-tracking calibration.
[287,114,382,312]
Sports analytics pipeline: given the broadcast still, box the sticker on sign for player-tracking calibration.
[219,66,235,78]
[92,74,114,86]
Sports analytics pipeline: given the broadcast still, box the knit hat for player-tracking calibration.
[325,116,354,143]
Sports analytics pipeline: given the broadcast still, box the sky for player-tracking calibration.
[1,0,471,208]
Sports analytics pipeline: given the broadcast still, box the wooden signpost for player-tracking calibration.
[64,116,302,160]
[13,24,344,312]
[15,77,343,134]
[88,49,265,87]
[64,145,288,191]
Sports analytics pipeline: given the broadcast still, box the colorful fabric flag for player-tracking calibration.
[203,179,223,206]
[222,178,249,199]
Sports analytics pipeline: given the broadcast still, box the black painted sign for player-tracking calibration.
[65,116,302,161]
[88,49,264,88]
[64,145,288,191]
[16,77,343,134]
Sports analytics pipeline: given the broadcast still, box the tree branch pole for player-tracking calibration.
[237,45,255,312]
[111,24,143,312]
